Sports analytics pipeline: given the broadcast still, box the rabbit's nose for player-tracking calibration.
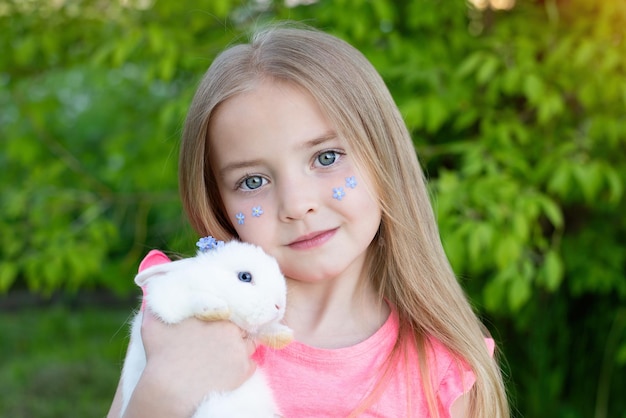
[275,304,281,311]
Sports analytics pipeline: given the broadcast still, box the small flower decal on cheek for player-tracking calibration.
[236,212,245,225]
[345,176,357,189]
[252,206,264,217]
[333,187,346,201]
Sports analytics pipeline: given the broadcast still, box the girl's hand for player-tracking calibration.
[121,311,257,418]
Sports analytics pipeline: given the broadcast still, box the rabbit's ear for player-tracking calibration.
[134,261,184,287]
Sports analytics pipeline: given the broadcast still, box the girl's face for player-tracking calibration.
[208,80,382,284]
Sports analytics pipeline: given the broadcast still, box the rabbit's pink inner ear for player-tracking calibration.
[138,250,171,272]
[135,250,170,311]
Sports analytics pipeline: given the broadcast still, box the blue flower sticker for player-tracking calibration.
[345,176,357,189]
[252,206,264,217]
[236,212,245,225]
[196,236,225,253]
[333,187,346,200]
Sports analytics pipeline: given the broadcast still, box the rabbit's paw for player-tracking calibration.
[195,306,231,322]
[258,323,293,349]
[189,293,231,322]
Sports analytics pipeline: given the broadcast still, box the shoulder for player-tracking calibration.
[423,336,494,414]
[426,337,475,389]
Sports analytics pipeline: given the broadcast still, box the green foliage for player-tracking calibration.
[0,0,240,294]
[0,304,131,417]
[1,0,625,416]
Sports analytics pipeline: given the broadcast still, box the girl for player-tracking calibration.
[108,23,509,418]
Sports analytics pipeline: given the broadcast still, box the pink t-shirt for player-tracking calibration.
[138,250,492,417]
[254,309,492,418]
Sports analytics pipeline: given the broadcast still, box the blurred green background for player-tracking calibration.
[1,0,625,416]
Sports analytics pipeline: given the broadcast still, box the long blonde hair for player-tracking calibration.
[179,23,509,418]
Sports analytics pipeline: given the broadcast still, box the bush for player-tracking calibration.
[1,0,624,416]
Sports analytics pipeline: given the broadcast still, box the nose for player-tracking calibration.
[277,176,318,222]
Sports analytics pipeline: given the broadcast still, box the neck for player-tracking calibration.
[284,269,390,349]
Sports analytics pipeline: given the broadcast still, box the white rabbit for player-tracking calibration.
[119,240,293,418]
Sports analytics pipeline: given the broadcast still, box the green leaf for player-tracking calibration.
[495,234,522,270]
[617,344,626,366]
[511,213,530,242]
[603,164,624,204]
[542,250,564,291]
[456,51,485,79]
[501,67,523,95]
[468,221,493,263]
[483,273,508,313]
[537,195,564,229]
[537,92,565,124]
[573,162,603,203]
[523,73,544,105]
[573,40,596,68]
[14,36,38,66]
[425,96,448,133]
[442,231,467,273]
[147,25,166,53]
[508,275,532,312]
[371,0,395,21]
[547,161,572,198]
[401,98,425,130]
[0,262,18,292]
[476,55,500,85]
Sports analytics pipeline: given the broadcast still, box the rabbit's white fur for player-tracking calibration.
[119,241,292,418]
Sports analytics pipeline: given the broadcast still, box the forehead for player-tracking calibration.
[207,80,339,172]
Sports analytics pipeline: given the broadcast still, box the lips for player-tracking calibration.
[288,228,338,250]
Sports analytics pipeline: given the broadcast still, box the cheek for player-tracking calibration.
[336,175,358,201]
[223,196,275,241]
[342,185,378,216]
[328,173,376,205]
[337,174,382,223]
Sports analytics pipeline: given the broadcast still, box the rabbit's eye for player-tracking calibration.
[238,271,253,283]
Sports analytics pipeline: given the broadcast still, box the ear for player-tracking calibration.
[134,262,176,287]
[134,257,198,287]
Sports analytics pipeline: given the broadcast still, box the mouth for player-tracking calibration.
[288,228,338,250]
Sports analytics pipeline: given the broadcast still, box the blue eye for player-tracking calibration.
[241,176,266,190]
[317,151,338,166]
[238,271,253,283]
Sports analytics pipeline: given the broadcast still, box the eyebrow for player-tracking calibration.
[219,158,264,177]
[218,131,338,176]
[302,131,338,149]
